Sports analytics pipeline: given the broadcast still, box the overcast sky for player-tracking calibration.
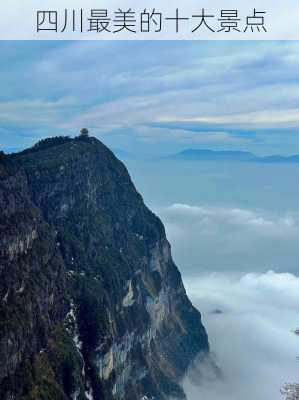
[1,41,299,156]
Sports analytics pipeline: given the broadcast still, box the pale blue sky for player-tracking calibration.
[0,41,299,156]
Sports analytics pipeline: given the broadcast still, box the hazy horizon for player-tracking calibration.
[125,157,299,400]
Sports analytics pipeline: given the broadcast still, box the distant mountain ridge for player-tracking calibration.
[169,149,299,163]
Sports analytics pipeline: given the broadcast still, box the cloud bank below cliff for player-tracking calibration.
[159,203,299,274]
[182,271,299,400]
[156,203,299,400]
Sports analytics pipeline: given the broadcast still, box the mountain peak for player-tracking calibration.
[1,138,209,400]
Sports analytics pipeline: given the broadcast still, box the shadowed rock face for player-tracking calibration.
[0,137,209,400]
[0,154,74,400]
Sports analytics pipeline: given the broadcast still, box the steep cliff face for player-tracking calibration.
[0,137,209,400]
[0,153,85,400]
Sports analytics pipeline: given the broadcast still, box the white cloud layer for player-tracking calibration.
[158,203,299,274]
[160,107,299,129]
[2,41,299,156]
[182,271,299,400]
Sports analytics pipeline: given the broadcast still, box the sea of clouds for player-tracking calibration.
[157,203,299,400]
[182,271,299,400]
[160,203,299,275]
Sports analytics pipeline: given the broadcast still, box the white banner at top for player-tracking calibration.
[0,0,298,40]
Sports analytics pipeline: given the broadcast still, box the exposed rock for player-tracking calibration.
[0,136,209,399]
[0,156,81,400]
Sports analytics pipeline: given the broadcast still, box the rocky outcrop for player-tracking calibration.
[0,153,81,400]
[0,137,209,400]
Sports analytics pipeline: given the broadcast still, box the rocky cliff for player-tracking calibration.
[0,137,209,400]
